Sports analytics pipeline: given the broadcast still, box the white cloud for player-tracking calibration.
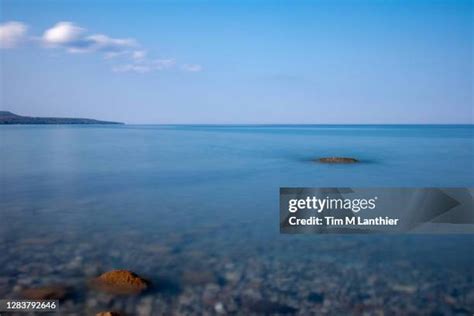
[181,64,203,72]
[105,49,145,61]
[0,21,28,49]
[2,20,202,75]
[42,22,136,54]
[42,22,84,46]
[82,34,136,52]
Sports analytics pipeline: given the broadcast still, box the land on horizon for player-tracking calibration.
[0,111,124,125]
[1,111,472,126]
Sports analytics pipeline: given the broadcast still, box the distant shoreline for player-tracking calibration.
[1,111,472,126]
[0,111,124,125]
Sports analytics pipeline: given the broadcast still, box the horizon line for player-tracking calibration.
[3,111,472,126]
[124,123,474,126]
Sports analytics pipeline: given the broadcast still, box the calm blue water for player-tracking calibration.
[1,125,473,231]
[0,125,473,314]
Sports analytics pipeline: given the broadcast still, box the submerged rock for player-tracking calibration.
[96,312,122,316]
[21,285,68,300]
[307,291,325,304]
[91,270,150,295]
[318,157,358,164]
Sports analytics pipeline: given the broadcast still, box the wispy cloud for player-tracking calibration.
[112,64,153,74]
[0,21,28,48]
[181,64,203,72]
[131,50,147,61]
[154,59,176,70]
[113,58,175,74]
[1,20,202,75]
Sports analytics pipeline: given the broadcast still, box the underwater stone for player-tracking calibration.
[91,270,150,295]
[318,157,358,164]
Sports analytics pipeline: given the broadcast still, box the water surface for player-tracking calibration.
[0,125,473,315]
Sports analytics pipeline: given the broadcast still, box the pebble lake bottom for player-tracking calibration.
[0,124,473,315]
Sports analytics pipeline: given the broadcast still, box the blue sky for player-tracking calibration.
[1,0,472,124]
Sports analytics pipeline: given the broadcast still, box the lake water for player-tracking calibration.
[0,125,473,315]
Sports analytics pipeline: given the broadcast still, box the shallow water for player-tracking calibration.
[0,125,473,315]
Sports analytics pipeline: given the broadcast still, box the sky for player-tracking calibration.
[0,0,472,124]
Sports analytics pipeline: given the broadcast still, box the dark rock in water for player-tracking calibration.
[318,157,358,164]
[96,312,123,316]
[308,291,325,304]
[90,270,150,295]
[249,300,298,314]
[21,285,68,300]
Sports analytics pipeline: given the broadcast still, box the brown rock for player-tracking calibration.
[91,270,150,295]
[96,312,123,316]
[21,285,68,300]
[317,157,358,164]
